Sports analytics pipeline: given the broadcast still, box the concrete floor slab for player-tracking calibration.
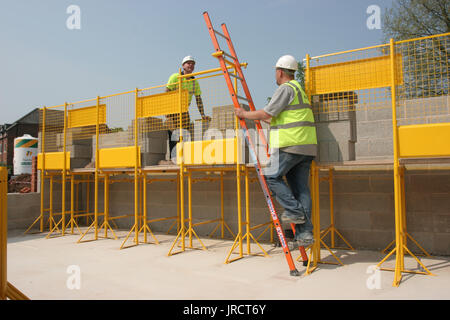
[6,229,450,300]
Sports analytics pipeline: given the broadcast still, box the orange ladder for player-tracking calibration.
[203,12,308,276]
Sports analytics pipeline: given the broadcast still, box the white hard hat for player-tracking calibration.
[182,55,195,65]
[275,55,298,71]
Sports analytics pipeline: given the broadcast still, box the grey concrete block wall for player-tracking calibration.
[71,167,450,255]
[7,193,41,230]
[6,167,450,256]
[318,169,450,256]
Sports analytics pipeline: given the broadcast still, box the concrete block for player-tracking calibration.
[427,114,450,124]
[70,158,91,169]
[350,193,393,213]
[318,141,329,163]
[367,138,393,157]
[357,120,392,140]
[142,152,165,166]
[366,105,392,121]
[335,211,371,230]
[7,193,41,230]
[369,211,394,231]
[338,228,394,250]
[430,194,450,213]
[433,214,450,233]
[56,131,94,147]
[355,109,367,122]
[316,121,352,142]
[406,192,431,212]
[432,233,450,255]
[407,174,448,193]
[142,130,167,139]
[58,145,92,159]
[328,141,340,162]
[406,212,434,233]
[334,176,371,194]
[140,138,167,154]
[93,131,133,150]
[333,194,353,212]
[355,139,370,159]
[369,176,394,193]
[210,104,254,131]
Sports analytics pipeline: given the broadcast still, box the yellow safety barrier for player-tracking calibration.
[30,63,259,260]
[305,33,449,286]
[0,167,29,300]
[37,152,70,170]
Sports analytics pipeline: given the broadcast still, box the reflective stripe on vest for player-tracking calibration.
[269,80,317,149]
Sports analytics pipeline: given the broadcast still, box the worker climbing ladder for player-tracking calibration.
[203,12,308,276]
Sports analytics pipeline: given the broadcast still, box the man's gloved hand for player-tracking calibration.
[201,115,211,122]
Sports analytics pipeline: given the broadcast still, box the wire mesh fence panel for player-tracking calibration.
[40,105,65,154]
[96,91,139,168]
[194,73,235,142]
[395,34,450,126]
[65,99,99,169]
[307,44,396,162]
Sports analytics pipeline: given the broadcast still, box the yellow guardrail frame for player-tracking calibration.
[177,138,239,165]
[398,123,450,158]
[37,152,71,170]
[308,54,403,95]
[98,146,141,168]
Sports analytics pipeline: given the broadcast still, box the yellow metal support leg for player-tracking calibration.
[305,162,344,275]
[320,168,354,250]
[225,164,244,264]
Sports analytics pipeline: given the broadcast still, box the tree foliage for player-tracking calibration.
[382,0,449,41]
[382,0,449,98]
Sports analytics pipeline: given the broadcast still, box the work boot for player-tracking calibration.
[295,232,314,247]
[273,229,294,247]
[280,210,305,224]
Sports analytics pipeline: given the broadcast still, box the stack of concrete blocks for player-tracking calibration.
[353,101,394,161]
[313,93,357,163]
[91,117,168,166]
[140,130,167,166]
[56,127,94,169]
[134,117,168,166]
[209,104,255,164]
[317,96,450,162]
[396,95,450,126]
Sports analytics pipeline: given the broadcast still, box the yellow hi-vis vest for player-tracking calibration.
[269,80,317,149]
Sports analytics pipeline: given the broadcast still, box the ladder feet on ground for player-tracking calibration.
[290,269,300,277]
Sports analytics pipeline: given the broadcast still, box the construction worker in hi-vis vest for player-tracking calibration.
[234,55,317,247]
[160,55,211,165]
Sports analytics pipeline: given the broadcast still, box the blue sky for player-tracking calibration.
[0,0,393,123]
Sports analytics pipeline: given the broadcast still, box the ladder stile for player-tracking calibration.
[220,22,270,157]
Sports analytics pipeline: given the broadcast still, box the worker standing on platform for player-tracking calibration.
[234,55,317,246]
[160,56,210,164]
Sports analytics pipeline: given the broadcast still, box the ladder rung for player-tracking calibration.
[236,95,249,102]
[222,51,238,61]
[213,29,230,41]
[229,73,243,81]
